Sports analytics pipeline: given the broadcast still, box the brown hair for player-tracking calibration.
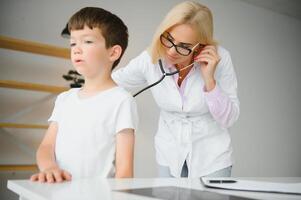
[68,7,128,70]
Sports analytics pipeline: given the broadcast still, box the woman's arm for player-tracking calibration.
[115,128,135,178]
[195,46,239,128]
[204,84,240,128]
[112,51,149,89]
[203,48,239,128]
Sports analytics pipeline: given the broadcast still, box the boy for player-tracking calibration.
[30,7,138,183]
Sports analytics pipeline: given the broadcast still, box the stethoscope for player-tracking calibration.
[133,59,196,97]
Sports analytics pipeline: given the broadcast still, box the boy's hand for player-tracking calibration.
[30,166,72,183]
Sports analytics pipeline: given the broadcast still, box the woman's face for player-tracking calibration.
[163,24,199,66]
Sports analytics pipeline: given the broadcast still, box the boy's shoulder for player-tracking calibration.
[56,88,79,102]
[110,86,135,102]
[99,86,136,111]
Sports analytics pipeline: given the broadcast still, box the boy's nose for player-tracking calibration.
[73,45,82,54]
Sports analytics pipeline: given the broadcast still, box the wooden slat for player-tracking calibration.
[0,80,68,93]
[0,123,48,129]
[0,165,38,171]
[0,35,70,59]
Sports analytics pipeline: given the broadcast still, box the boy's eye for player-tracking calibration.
[70,43,76,47]
[85,40,93,44]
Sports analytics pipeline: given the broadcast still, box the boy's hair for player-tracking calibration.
[68,7,128,70]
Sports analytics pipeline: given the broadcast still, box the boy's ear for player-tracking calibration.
[109,45,122,62]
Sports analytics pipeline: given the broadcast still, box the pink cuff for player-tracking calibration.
[203,84,223,100]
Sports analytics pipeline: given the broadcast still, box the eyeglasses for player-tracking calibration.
[160,32,204,56]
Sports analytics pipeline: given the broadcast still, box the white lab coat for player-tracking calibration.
[112,46,240,177]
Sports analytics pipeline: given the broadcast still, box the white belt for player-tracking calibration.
[159,110,213,144]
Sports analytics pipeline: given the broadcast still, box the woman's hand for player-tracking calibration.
[194,45,220,91]
[30,166,72,183]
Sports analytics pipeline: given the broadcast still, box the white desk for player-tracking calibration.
[7,177,301,200]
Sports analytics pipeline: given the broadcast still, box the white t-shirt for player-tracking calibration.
[48,87,138,179]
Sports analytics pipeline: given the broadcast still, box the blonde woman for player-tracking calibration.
[112,1,239,178]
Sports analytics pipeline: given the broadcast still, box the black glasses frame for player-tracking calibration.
[160,33,203,56]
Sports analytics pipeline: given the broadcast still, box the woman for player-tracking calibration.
[112,1,239,178]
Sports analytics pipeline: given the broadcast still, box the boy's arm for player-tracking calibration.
[30,122,71,183]
[115,128,135,178]
[36,122,58,171]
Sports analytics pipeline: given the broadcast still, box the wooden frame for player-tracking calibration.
[0,165,38,171]
[0,123,48,129]
[0,36,69,168]
[0,35,70,59]
[0,80,68,93]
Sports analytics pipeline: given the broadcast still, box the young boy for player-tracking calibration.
[30,7,138,183]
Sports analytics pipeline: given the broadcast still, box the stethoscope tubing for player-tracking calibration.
[133,59,195,97]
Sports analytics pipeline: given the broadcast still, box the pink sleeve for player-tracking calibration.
[204,85,239,128]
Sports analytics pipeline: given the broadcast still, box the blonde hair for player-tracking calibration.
[148,1,217,64]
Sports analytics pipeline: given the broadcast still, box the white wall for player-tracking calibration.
[0,0,300,177]
[210,0,301,177]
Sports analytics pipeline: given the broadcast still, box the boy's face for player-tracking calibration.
[70,25,111,78]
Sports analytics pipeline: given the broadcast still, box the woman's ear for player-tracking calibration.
[109,45,122,62]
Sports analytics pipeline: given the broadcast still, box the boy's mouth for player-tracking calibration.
[74,59,84,63]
